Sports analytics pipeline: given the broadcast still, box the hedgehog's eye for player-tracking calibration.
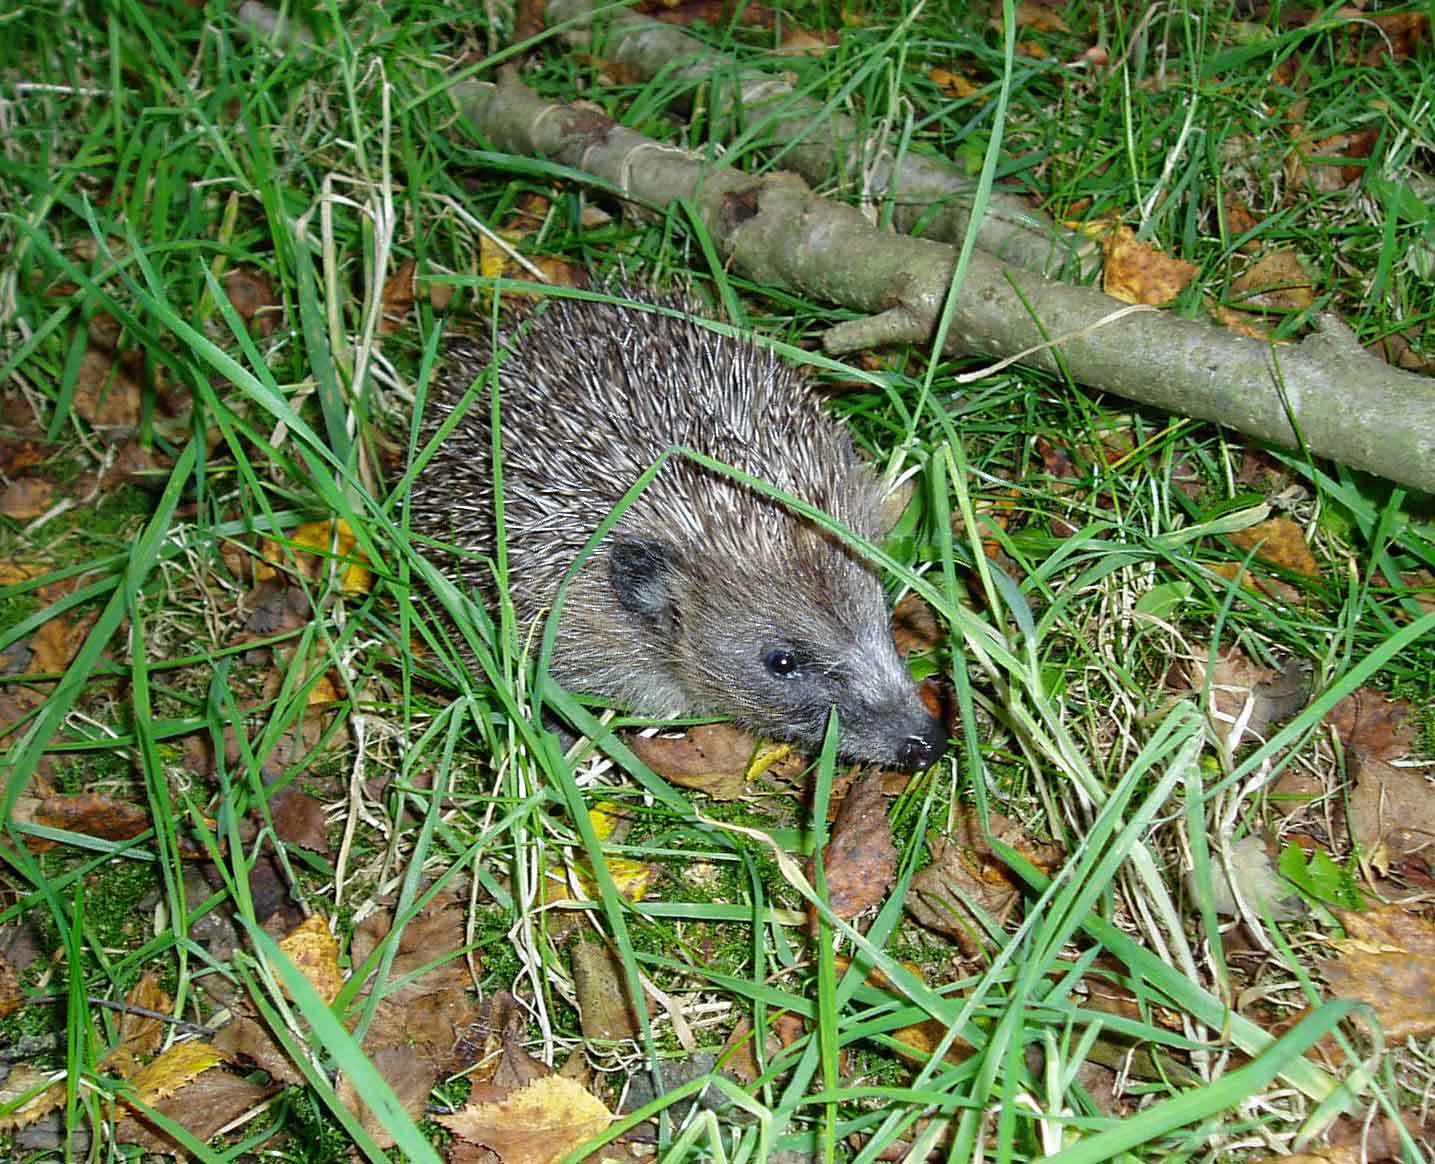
[765,649,802,679]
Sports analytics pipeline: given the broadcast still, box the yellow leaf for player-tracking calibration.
[0,1066,66,1131]
[130,1041,227,1105]
[436,1075,612,1164]
[279,914,344,1005]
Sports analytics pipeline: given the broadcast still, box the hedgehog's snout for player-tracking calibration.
[895,713,947,770]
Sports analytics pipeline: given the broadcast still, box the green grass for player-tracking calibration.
[1,0,1433,1161]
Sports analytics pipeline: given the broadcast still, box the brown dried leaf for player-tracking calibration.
[630,723,756,800]
[0,953,21,1019]
[336,1045,435,1150]
[1205,560,1303,606]
[377,259,416,337]
[1006,0,1068,33]
[1224,194,1263,247]
[269,786,330,854]
[1227,517,1320,577]
[775,27,832,55]
[1181,649,1305,748]
[1210,301,1275,342]
[349,893,478,1073]
[906,811,1064,955]
[436,1075,612,1164]
[1359,11,1428,63]
[1229,249,1316,314]
[34,793,150,842]
[454,992,549,1084]
[0,477,56,521]
[1325,1108,1435,1163]
[643,0,775,29]
[74,346,142,430]
[116,1069,271,1155]
[1326,689,1416,760]
[1322,905,1435,1040]
[929,66,982,100]
[29,610,96,674]
[816,771,895,921]
[1366,328,1435,375]
[1346,752,1435,866]
[117,972,173,1059]
[278,915,343,1005]
[238,578,311,639]
[224,269,279,338]
[572,938,646,1041]
[211,1014,304,1085]
[1289,128,1378,194]
[1102,226,1198,306]
[0,440,50,476]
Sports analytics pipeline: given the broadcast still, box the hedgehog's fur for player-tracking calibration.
[410,289,946,769]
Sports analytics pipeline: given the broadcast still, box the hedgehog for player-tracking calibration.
[410,289,947,770]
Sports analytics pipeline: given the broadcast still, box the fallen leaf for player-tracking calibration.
[115,972,173,1060]
[1229,249,1316,314]
[1227,516,1320,577]
[630,723,756,800]
[224,269,280,337]
[1346,752,1435,868]
[0,477,56,521]
[0,1066,66,1131]
[1181,649,1306,749]
[1326,689,1416,760]
[336,1045,434,1149]
[0,440,50,476]
[890,593,943,655]
[116,1068,271,1155]
[436,1075,613,1164]
[237,578,311,639]
[349,892,479,1073]
[74,346,142,431]
[278,915,342,1005]
[269,786,330,854]
[776,27,832,55]
[815,770,895,921]
[1102,226,1199,306]
[929,66,982,101]
[128,1041,227,1105]
[1287,127,1378,194]
[1006,0,1068,33]
[29,610,97,674]
[1326,1107,1435,1163]
[212,1014,304,1086]
[0,953,22,1019]
[258,518,371,595]
[907,812,1064,956]
[1322,905,1435,1040]
[1186,833,1305,921]
[1224,193,1263,247]
[572,938,647,1040]
[1205,559,1302,606]
[377,259,416,337]
[33,793,151,844]
[454,992,550,1085]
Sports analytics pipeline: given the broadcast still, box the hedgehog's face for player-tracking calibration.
[607,532,946,770]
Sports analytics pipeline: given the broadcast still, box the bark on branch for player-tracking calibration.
[544,0,1098,282]
[455,76,1435,493]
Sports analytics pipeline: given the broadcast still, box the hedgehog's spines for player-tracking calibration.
[410,287,946,769]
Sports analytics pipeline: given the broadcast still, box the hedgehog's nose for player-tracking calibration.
[897,715,947,770]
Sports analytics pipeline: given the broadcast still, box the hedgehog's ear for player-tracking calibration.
[609,535,680,630]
